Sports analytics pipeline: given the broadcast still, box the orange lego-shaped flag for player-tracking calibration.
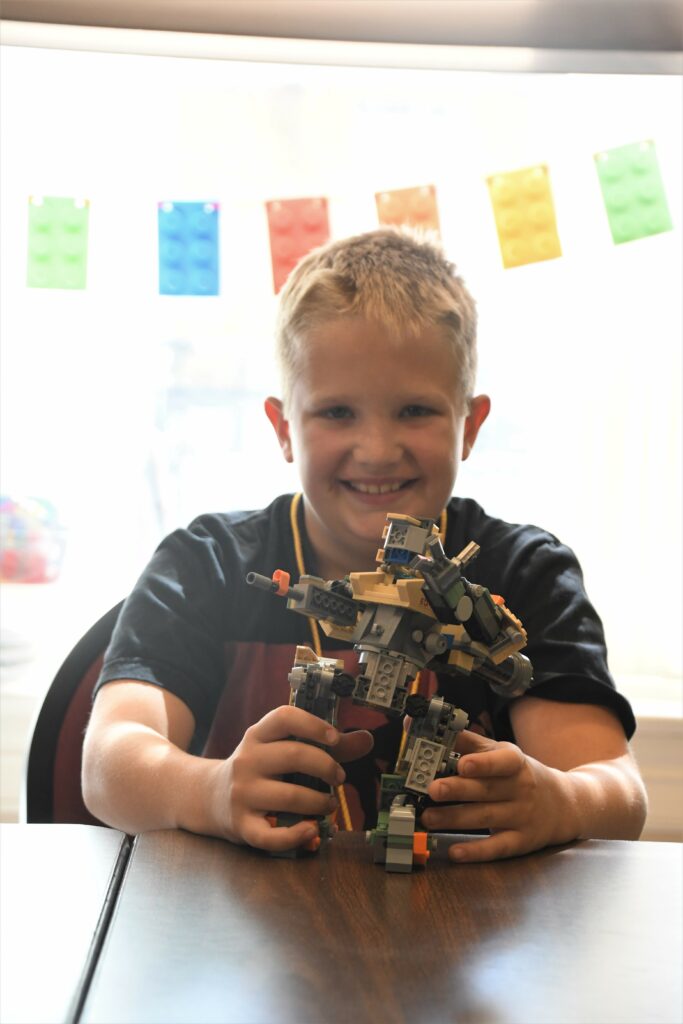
[375,185,440,234]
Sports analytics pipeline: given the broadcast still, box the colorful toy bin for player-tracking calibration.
[0,497,66,584]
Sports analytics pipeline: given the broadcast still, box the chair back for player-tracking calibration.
[23,602,123,823]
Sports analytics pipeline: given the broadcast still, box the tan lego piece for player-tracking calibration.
[349,571,436,616]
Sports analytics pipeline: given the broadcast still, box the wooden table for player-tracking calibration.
[0,824,130,1024]
[80,831,682,1024]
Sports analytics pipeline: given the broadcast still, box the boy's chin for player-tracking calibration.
[348,511,400,558]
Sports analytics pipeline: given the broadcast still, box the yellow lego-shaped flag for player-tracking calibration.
[375,185,440,234]
[486,165,562,269]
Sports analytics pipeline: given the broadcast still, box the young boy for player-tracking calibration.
[82,228,647,861]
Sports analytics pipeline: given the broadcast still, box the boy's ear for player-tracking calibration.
[264,397,294,463]
[462,394,491,461]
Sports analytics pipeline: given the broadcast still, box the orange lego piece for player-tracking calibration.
[272,569,290,596]
[412,831,431,867]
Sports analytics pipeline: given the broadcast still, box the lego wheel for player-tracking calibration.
[332,671,355,697]
[405,694,430,719]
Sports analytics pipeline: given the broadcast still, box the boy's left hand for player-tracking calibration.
[420,730,577,862]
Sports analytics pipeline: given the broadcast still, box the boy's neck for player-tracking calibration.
[315,550,377,582]
[309,538,379,583]
[300,502,378,582]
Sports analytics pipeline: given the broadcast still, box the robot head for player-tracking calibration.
[378,513,439,569]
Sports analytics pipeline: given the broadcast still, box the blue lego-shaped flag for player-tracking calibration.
[158,201,219,295]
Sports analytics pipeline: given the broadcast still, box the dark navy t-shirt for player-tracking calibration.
[96,493,635,829]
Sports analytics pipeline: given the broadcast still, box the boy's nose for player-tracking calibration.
[353,424,402,466]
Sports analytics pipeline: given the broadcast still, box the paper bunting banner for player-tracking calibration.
[158,202,220,296]
[487,165,562,269]
[265,197,330,293]
[594,140,673,245]
[375,185,440,234]
[26,196,90,289]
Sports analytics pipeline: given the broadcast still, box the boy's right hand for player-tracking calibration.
[211,705,373,853]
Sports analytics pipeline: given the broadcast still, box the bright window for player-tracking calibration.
[1,41,681,718]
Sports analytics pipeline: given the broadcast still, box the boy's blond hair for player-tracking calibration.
[275,227,478,412]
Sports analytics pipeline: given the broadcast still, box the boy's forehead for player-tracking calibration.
[290,319,465,399]
[302,315,453,356]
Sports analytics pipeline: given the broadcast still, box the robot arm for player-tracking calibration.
[409,536,533,699]
[246,570,358,628]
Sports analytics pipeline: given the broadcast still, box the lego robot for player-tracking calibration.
[246,512,533,872]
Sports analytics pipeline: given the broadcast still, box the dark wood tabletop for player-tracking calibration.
[0,823,130,1024]
[80,830,682,1024]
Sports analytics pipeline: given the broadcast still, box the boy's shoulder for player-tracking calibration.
[446,495,576,593]
[447,495,560,550]
[175,494,299,577]
[186,494,294,541]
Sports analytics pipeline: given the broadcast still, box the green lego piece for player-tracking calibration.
[387,834,414,849]
[594,141,672,245]
[445,579,466,609]
[27,196,90,289]
[378,773,405,810]
[375,809,390,831]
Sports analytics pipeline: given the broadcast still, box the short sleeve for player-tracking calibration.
[504,533,636,739]
[96,519,231,741]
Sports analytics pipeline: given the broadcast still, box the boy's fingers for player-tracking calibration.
[447,831,524,863]
[426,775,516,805]
[242,816,321,853]
[455,730,498,755]
[257,740,346,787]
[249,779,337,817]
[249,705,340,747]
[423,799,518,834]
[334,729,374,763]
[458,742,523,780]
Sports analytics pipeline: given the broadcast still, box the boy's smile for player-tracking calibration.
[266,316,489,579]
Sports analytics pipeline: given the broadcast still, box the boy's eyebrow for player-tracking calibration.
[305,391,450,410]
[306,394,353,406]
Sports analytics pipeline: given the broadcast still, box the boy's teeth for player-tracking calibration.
[351,481,403,494]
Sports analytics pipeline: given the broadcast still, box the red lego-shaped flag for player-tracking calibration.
[265,197,331,293]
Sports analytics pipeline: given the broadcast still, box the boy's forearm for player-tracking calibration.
[561,753,648,841]
[82,724,224,837]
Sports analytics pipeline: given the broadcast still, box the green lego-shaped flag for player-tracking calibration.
[594,141,673,245]
[27,196,90,289]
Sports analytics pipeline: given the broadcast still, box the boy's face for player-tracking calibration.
[266,316,490,578]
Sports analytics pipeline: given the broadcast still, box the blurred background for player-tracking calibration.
[0,1,681,832]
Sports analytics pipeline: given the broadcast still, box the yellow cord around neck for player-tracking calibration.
[288,492,448,830]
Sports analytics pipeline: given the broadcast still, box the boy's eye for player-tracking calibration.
[400,404,437,418]
[319,405,353,420]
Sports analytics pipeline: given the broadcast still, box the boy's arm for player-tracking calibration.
[82,681,372,849]
[82,681,212,835]
[421,697,648,862]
